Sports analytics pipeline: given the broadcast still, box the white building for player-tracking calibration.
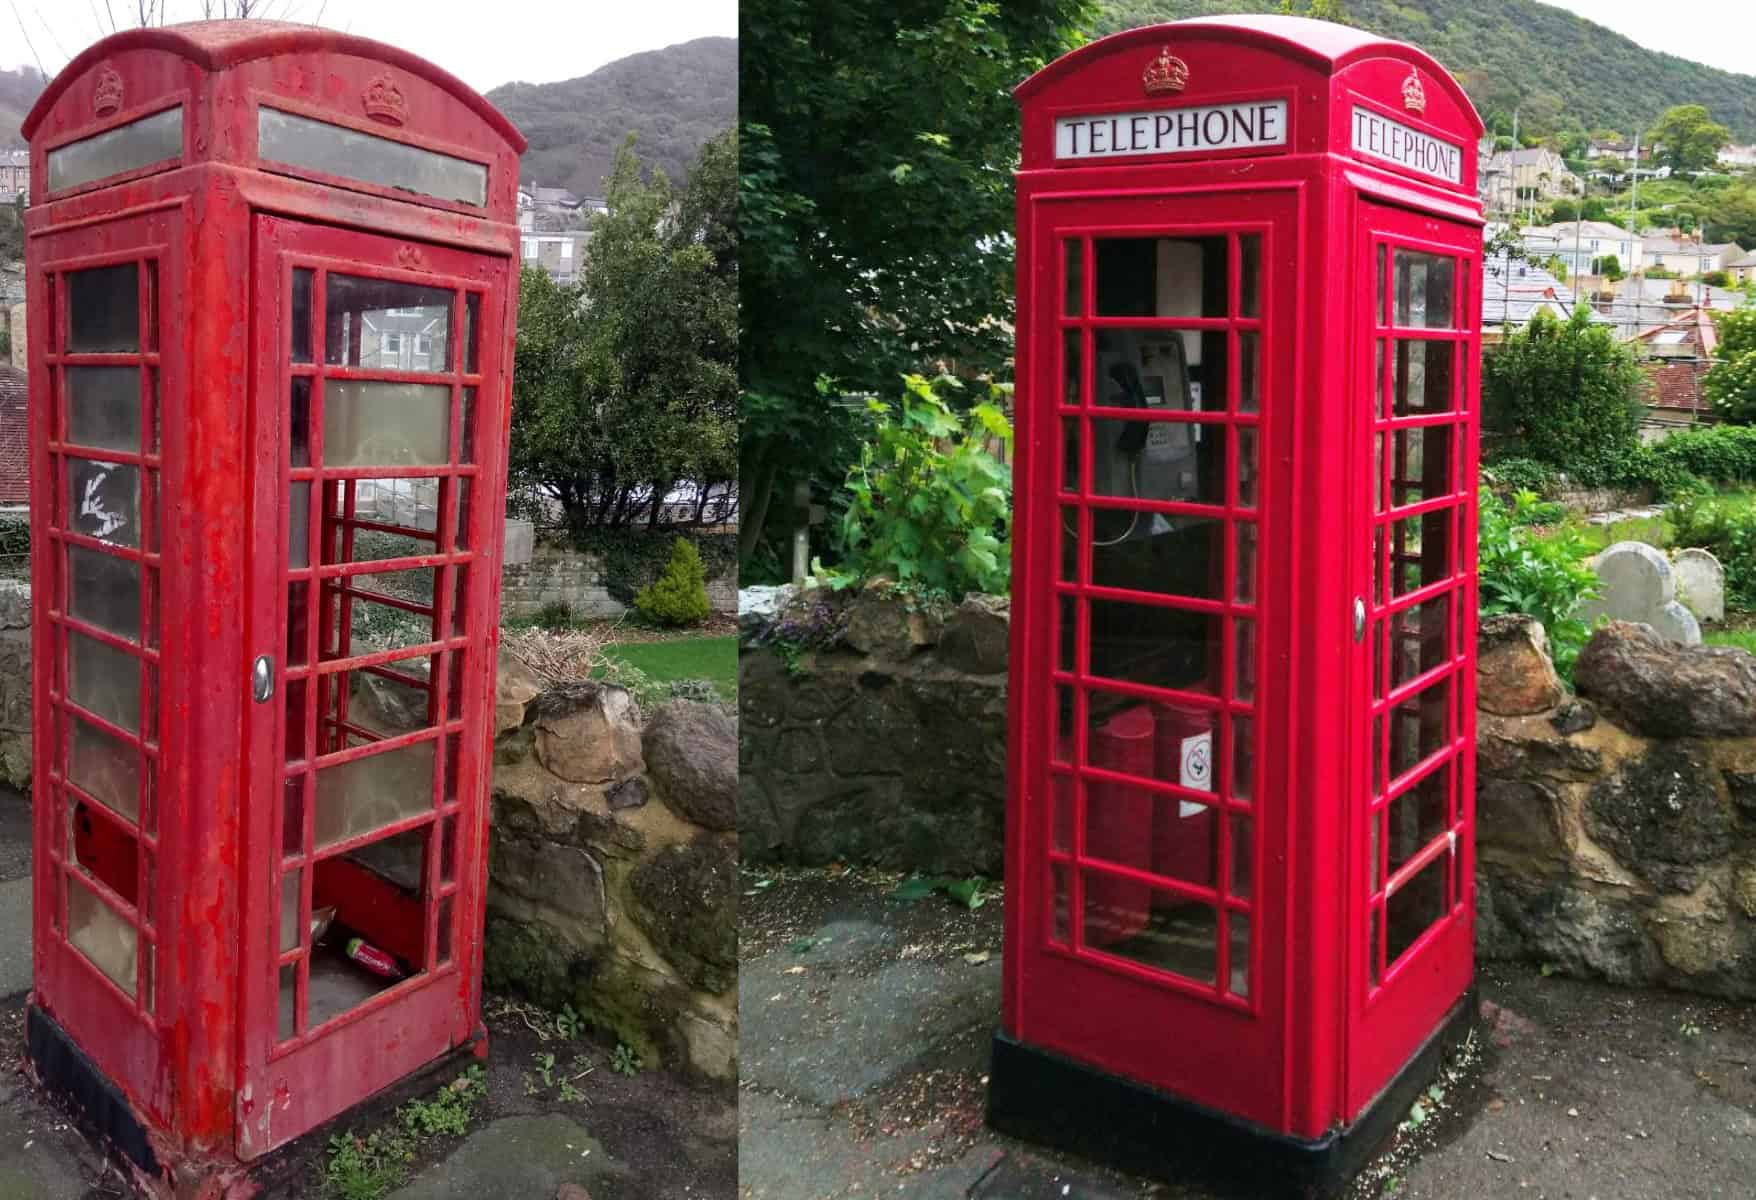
[1519,220,1642,280]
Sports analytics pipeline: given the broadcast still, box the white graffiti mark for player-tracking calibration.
[79,469,129,541]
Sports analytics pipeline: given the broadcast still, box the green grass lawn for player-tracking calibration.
[1705,629,1756,654]
[600,635,738,700]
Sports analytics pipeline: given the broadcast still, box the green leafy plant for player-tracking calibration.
[323,1130,415,1200]
[830,373,1012,600]
[890,875,993,910]
[1668,494,1756,606]
[1476,488,1600,678]
[1706,308,1756,426]
[556,1003,585,1040]
[400,1067,487,1138]
[634,536,713,627]
[611,1043,643,1077]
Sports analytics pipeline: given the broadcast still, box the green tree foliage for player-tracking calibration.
[1591,255,1623,280]
[1705,307,1756,424]
[510,133,737,529]
[739,0,1093,571]
[1483,305,1646,473]
[1648,104,1732,174]
[1549,198,1579,223]
[829,374,1013,600]
[634,537,712,626]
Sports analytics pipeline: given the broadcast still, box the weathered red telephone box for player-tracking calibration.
[991,16,1483,1194]
[22,22,523,1188]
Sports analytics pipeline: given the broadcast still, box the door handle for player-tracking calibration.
[252,655,275,704]
[1352,597,1367,644]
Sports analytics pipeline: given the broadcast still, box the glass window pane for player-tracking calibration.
[459,388,476,465]
[1386,849,1449,968]
[323,274,453,370]
[46,106,182,193]
[1390,508,1454,597]
[291,268,314,363]
[1389,593,1451,692]
[1391,340,1455,416]
[1386,766,1450,878]
[279,962,298,1041]
[1238,332,1259,413]
[1228,913,1251,997]
[454,477,473,550]
[69,718,139,821]
[1239,235,1260,319]
[322,381,451,467]
[291,378,312,468]
[67,264,139,353]
[1236,427,1258,508]
[1062,330,1083,407]
[69,546,140,641]
[463,293,481,374]
[66,367,141,451]
[1229,815,1253,900]
[69,631,140,732]
[1392,425,1453,509]
[281,869,303,952]
[1088,513,1223,602]
[313,738,436,848]
[1376,244,1388,326]
[1231,714,1254,803]
[1395,252,1457,329]
[1388,679,1450,785]
[1094,236,1227,318]
[68,877,138,994]
[1088,420,1226,506]
[1087,597,1219,696]
[69,458,140,548]
[258,107,487,207]
[1235,521,1258,605]
[1060,419,1082,494]
[1085,880,1216,984]
[1064,238,1084,315]
[1234,617,1255,702]
[289,481,311,569]
[1050,863,1071,945]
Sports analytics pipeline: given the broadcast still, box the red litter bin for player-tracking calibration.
[1083,705,1155,944]
[1152,703,1217,892]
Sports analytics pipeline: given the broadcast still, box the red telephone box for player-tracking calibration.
[991,16,1482,1195]
[21,22,523,1187]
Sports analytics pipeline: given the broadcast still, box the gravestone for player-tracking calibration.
[1577,541,1701,646]
[1672,548,1726,624]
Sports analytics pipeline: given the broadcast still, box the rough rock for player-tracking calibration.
[1575,622,1756,738]
[532,683,644,784]
[0,579,30,791]
[606,776,649,811]
[487,833,609,956]
[1550,699,1598,736]
[1584,742,1733,893]
[738,584,796,640]
[1477,615,1564,717]
[1477,712,1604,780]
[1478,875,1661,984]
[350,668,429,734]
[644,700,737,831]
[1476,778,1567,864]
[628,834,737,994]
[842,581,938,659]
[935,594,1010,675]
[497,649,544,735]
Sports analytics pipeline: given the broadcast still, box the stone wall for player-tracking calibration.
[741,586,1756,1001]
[486,665,738,1079]
[500,538,737,622]
[740,584,1010,876]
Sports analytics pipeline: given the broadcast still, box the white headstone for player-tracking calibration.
[1577,540,1702,645]
[1672,548,1726,624]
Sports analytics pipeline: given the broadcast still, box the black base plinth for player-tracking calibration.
[987,991,1474,1200]
[27,1004,160,1177]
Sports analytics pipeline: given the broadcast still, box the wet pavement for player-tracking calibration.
[739,866,1756,1200]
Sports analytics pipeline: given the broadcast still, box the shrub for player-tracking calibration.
[1481,456,1561,496]
[1669,494,1756,606]
[1647,424,1756,485]
[1476,488,1599,678]
[1482,306,1646,479]
[831,373,1012,600]
[633,537,711,627]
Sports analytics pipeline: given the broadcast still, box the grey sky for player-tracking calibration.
[5,0,736,94]
[1537,1,1754,79]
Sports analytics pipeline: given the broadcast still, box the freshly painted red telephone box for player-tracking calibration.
[21,22,523,1187]
[990,16,1483,1194]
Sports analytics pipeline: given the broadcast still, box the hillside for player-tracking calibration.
[0,67,47,148]
[487,36,735,201]
[1093,1,1756,142]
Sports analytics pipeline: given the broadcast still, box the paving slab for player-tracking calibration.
[388,1113,619,1200]
[740,867,1756,1200]
[0,875,32,998]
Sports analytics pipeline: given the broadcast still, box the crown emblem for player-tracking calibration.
[92,66,123,119]
[362,75,407,126]
[1142,46,1189,96]
[1401,70,1426,115]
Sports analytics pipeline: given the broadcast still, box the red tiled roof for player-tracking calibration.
[0,365,26,505]
[1643,360,1710,413]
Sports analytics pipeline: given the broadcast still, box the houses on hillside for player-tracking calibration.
[1481,145,1580,213]
[0,150,25,203]
[1638,233,1741,276]
[1515,220,1641,278]
[1481,258,1607,344]
[516,182,605,284]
